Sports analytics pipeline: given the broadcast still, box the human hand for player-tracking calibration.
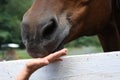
[16,48,67,80]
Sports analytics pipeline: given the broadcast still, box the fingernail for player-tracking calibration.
[63,48,67,52]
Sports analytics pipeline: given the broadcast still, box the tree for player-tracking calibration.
[0,0,33,45]
[65,36,101,47]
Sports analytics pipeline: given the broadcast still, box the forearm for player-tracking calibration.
[16,66,32,80]
[16,58,50,80]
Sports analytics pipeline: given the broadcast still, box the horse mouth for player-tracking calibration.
[52,42,64,53]
[51,35,68,53]
[26,39,66,58]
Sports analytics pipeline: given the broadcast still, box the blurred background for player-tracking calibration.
[0,0,103,61]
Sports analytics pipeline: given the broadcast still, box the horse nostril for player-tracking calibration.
[42,19,57,39]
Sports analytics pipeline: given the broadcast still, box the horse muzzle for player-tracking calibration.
[21,15,71,58]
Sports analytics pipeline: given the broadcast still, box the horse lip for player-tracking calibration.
[27,49,49,58]
[52,29,69,53]
[52,43,64,53]
[52,38,66,53]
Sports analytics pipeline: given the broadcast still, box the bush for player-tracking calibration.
[65,36,101,47]
[0,0,33,45]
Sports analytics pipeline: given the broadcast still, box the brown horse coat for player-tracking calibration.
[21,0,120,58]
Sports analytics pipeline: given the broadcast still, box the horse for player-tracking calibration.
[21,0,120,58]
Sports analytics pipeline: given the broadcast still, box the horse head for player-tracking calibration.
[21,0,112,58]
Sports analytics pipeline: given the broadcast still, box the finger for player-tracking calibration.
[52,58,63,62]
[26,48,67,71]
[45,48,67,62]
[26,58,49,69]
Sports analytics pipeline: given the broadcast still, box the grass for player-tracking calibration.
[0,49,31,60]
[0,46,103,60]
[17,49,31,59]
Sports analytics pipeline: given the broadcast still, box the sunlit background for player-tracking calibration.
[0,0,103,61]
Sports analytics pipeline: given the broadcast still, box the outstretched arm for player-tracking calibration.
[16,48,67,80]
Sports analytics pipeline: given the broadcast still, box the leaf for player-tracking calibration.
[0,30,10,38]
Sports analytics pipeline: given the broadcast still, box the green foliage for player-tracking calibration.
[0,30,11,43]
[0,0,33,45]
[65,36,101,47]
[17,49,31,59]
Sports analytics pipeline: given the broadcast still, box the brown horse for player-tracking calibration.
[21,0,120,58]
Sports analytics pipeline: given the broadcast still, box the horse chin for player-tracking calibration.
[27,49,48,58]
[27,44,64,58]
[28,52,48,58]
[26,37,66,58]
